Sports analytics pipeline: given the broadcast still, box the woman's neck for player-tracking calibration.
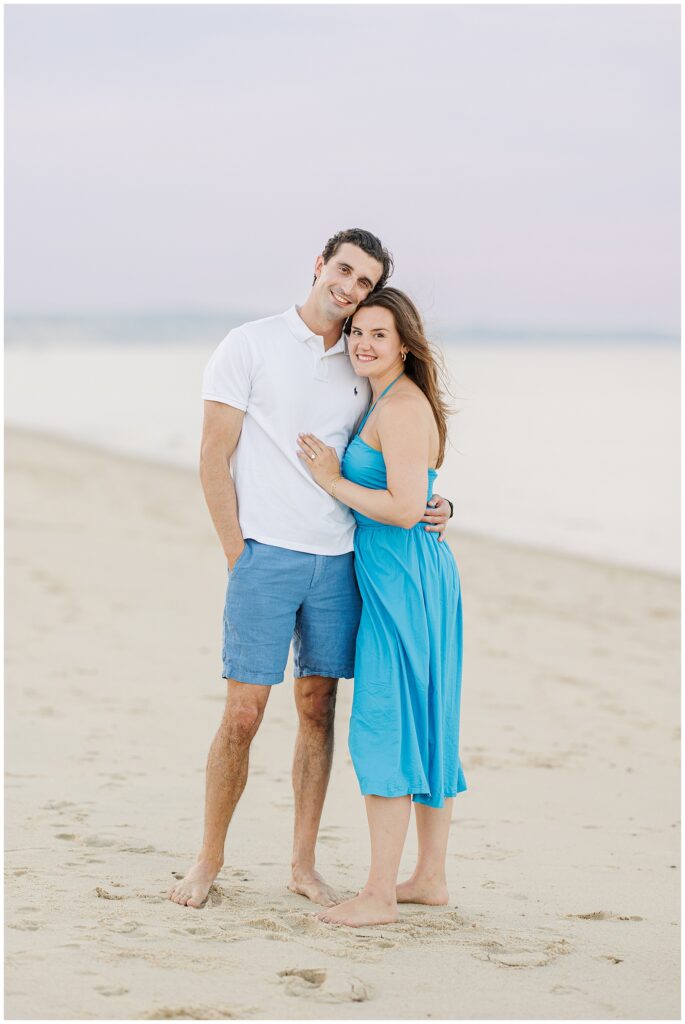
[369,364,406,402]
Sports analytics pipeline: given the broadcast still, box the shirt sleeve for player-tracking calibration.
[201,328,253,411]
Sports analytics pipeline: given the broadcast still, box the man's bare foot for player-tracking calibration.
[396,874,449,906]
[168,859,221,909]
[317,892,397,927]
[287,869,340,907]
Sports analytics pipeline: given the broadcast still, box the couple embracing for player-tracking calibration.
[169,228,467,927]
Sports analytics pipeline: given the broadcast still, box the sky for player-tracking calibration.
[4,4,680,332]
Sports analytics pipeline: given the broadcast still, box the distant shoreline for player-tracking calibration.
[6,426,679,582]
[4,312,680,348]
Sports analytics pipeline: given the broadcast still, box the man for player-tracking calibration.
[169,229,452,909]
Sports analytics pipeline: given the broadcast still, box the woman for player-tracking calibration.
[297,288,466,927]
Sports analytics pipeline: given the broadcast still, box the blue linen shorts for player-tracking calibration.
[222,539,362,686]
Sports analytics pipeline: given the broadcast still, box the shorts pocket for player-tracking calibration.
[229,539,252,575]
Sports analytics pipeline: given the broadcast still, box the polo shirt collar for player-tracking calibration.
[284,305,347,352]
[284,305,317,343]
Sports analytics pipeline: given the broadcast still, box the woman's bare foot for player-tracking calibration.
[288,869,340,907]
[396,873,449,906]
[317,892,397,927]
[168,858,221,908]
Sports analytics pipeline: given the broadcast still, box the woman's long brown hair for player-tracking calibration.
[350,288,453,468]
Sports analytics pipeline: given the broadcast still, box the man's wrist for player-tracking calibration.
[225,538,245,560]
[446,498,454,519]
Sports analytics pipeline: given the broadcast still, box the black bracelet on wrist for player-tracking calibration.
[446,499,454,519]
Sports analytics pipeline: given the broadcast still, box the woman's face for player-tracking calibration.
[348,306,407,379]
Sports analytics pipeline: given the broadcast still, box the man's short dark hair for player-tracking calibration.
[315,228,394,292]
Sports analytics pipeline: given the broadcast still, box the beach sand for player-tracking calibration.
[5,428,680,1020]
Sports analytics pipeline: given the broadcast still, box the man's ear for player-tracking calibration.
[313,254,324,279]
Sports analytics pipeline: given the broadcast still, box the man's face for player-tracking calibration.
[312,243,384,320]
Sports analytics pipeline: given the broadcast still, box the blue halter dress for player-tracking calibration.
[341,374,467,808]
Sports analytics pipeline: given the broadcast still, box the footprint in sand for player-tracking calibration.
[392,908,477,940]
[139,1006,254,1020]
[475,937,572,969]
[8,919,43,932]
[84,835,117,849]
[338,931,396,951]
[170,924,223,940]
[283,912,325,936]
[317,826,346,847]
[483,950,551,969]
[279,967,327,986]
[109,920,145,936]
[244,916,291,936]
[278,967,372,1003]
[567,910,643,921]
[387,911,573,970]
[230,868,252,880]
[137,892,169,904]
[95,887,125,901]
[43,799,78,811]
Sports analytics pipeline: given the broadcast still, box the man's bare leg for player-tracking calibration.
[288,675,341,907]
[169,678,271,908]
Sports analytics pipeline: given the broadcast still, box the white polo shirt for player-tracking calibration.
[202,305,371,555]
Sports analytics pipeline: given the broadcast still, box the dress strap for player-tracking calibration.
[356,372,405,435]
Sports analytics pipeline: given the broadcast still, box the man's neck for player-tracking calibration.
[297,297,345,351]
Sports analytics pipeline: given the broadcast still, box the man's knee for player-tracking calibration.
[296,677,338,730]
[222,682,269,744]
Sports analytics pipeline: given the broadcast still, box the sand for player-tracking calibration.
[4,428,680,1020]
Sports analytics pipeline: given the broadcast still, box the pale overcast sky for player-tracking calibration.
[5,4,680,331]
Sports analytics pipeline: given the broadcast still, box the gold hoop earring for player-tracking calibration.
[401,351,407,362]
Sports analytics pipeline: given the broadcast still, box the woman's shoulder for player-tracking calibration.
[381,380,432,423]
[375,386,434,452]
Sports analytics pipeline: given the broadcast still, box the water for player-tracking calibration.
[4,315,680,575]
